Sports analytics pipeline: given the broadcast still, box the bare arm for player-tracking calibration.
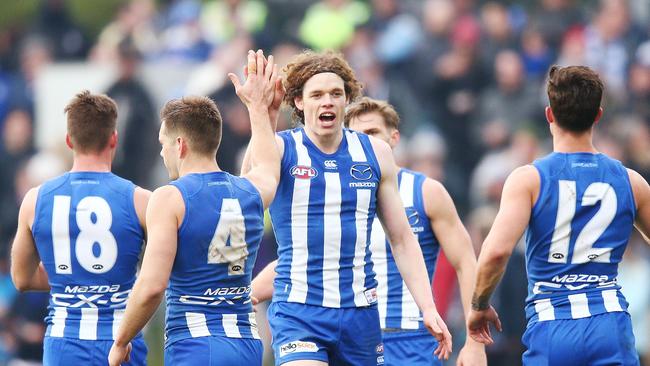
[628,169,650,242]
[468,165,538,344]
[230,50,281,207]
[11,187,50,292]
[133,187,151,238]
[251,259,277,303]
[109,185,182,365]
[372,137,452,359]
[424,179,486,363]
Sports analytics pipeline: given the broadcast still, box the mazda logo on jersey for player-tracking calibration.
[350,164,372,180]
[405,207,420,226]
[291,165,318,179]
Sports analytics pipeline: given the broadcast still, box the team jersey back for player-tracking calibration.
[270,128,381,308]
[526,152,635,324]
[32,172,144,340]
[370,169,440,330]
[165,172,263,345]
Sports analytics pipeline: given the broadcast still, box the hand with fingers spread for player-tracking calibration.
[423,308,453,361]
[108,342,132,366]
[228,49,278,111]
[467,306,502,345]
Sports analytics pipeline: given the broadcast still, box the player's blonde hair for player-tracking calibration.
[344,97,400,131]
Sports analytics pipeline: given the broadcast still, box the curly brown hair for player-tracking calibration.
[283,50,363,122]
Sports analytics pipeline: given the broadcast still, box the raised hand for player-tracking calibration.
[423,308,453,360]
[228,50,278,111]
[467,306,502,345]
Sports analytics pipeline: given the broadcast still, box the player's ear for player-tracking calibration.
[389,129,400,148]
[177,136,187,158]
[108,130,118,149]
[294,96,304,111]
[593,107,603,125]
[65,134,73,150]
[545,106,554,125]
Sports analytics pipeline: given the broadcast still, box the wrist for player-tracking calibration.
[471,293,491,311]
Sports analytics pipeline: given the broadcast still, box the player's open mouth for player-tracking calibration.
[319,112,336,123]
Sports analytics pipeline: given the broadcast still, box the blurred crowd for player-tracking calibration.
[0,0,648,365]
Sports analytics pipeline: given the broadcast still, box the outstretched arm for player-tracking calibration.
[372,138,452,360]
[230,50,282,207]
[424,179,486,365]
[11,187,50,292]
[109,185,182,366]
[467,166,538,344]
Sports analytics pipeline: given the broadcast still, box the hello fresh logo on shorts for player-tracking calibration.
[279,341,319,357]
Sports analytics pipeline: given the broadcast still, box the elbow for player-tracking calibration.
[480,248,511,267]
[12,275,31,292]
[141,282,167,302]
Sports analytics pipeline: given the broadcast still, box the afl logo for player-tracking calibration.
[350,164,373,180]
[291,165,318,179]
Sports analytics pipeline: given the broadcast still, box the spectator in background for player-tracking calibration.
[91,0,158,63]
[32,0,89,60]
[0,109,34,246]
[299,0,369,50]
[478,2,517,70]
[106,38,158,189]
[476,50,543,149]
[534,0,583,51]
[520,25,554,80]
[200,0,267,46]
[159,0,212,62]
[626,41,650,123]
[367,0,421,67]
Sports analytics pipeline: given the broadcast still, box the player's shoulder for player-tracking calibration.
[505,164,540,192]
[626,167,650,202]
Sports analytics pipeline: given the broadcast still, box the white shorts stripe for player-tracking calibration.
[568,293,591,319]
[222,314,241,338]
[345,131,367,162]
[369,218,388,328]
[79,308,98,340]
[50,307,67,337]
[534,298,555,321]
[399,173,414,207]
[602,290,623,312]
[112,309,125,340]
[185,312,211,338]
[353,189,371,306]
[288,131,310,303]
[400,280,420,329]
[322,172,342,308]
[248,313,261,339]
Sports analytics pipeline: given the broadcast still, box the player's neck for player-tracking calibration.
[304,127,343,154]
[552,129,598,154]
[178,155,221,177]
[70,153,112,172]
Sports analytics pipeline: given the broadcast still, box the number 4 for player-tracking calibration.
[548,181,616,264]
[207,198,249,275]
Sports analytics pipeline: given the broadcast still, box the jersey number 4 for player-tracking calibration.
[52,196,118,274]
[207,198,248,276]
[548,181,616,264]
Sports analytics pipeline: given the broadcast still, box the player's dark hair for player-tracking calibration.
[160,96,222,155]
[283,50,363,122]
[546,65,603,133]
[64,90,118,154]
[344,97,400,131]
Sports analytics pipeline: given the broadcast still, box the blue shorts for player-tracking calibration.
[522,312,639,366]
[382,329,441,366]
[43,335,147,366]
[164,336,263,366]
[268,301,383,366]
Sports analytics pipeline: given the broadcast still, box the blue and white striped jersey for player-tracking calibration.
[525,152,635,324]
[370,169,440,330]
[270,128,381,308]
[165,172,263,346]
[32,172,144,341]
